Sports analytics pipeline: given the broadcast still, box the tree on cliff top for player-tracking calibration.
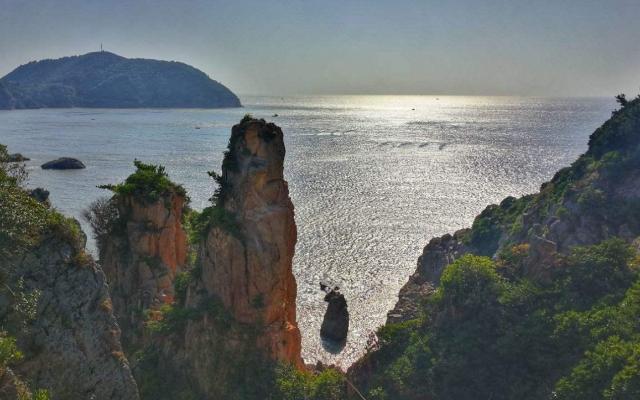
[98,160,186,203]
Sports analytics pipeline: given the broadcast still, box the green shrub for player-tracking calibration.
[555,336,640,400]
[556,238,637,309]
[435,254,504,309]
[0,333,23,367]
[82,196,119,247]
[275,365,347,400]
[146,304,200,335]
[146,296,232,335]
[588,95,640,158]
[360,239,640,400]
[186,205,241,241]
[173,271,192,305]
[577,186,607,210]
[99,160,186,203]
[467,195,533,255]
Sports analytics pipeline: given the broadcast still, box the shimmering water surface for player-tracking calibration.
[0,96,614,367]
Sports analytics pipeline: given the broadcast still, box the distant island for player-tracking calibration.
[0,51,241,109]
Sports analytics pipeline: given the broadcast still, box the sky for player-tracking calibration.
[0,0,639,96]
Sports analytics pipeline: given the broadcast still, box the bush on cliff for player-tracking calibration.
[359,238,640,400]
[82,196,120,249]
[275,365,347,400]
[0,145,63,400]
[99,160,186,203]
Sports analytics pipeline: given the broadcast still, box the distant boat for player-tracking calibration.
[273,113,279,117]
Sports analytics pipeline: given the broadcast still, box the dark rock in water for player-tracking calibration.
[7,153,29,162]
[320,285,349,342]
[41,157,85,170]
[0,51,241,109]
[28,187,50,203]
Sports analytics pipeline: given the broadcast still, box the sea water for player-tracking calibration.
[0,95,614,367]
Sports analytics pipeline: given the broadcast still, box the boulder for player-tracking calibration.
[7,153,29,162]
[320,286,349,342]
[41,157,85,170]
[27,187,49,203]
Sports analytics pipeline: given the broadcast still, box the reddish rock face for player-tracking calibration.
[125,192,188,280]
[197,119,302,367]
[98,119,302,398]
[100,190,188,347]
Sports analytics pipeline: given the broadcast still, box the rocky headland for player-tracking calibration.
[0,52,241,109]
[348,94,640,399]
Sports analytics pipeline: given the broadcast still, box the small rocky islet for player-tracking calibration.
[319,284,349,344]
[1,94,640,399]
[41,157,86,170]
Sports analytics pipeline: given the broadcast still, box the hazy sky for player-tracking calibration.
[1,0,639,96]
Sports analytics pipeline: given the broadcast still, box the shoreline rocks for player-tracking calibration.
[7,153,28,162]
[387,229,471,324]
[27,187,49,204]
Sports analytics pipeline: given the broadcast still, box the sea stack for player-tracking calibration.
[195,117,302,365]
[93,118,303,398]
[320,286,349,343]
[97,171,188,349]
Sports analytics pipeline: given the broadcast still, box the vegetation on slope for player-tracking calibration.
[0,51,241,109]
[466,94,640,256]
[360,241,640,400]
[99,160,186,203]
[353,94,640,400]
[0,145,81,399]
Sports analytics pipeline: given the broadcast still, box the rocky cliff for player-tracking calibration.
[194,117,302,365]
[96,168,188,349]
[387,229,470,323]
[92,118,302,399]
[0,145,139,399]
[389,95,640,324]
[145,118,302,399]
[350,95,640,400]
[9,236,140,400]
